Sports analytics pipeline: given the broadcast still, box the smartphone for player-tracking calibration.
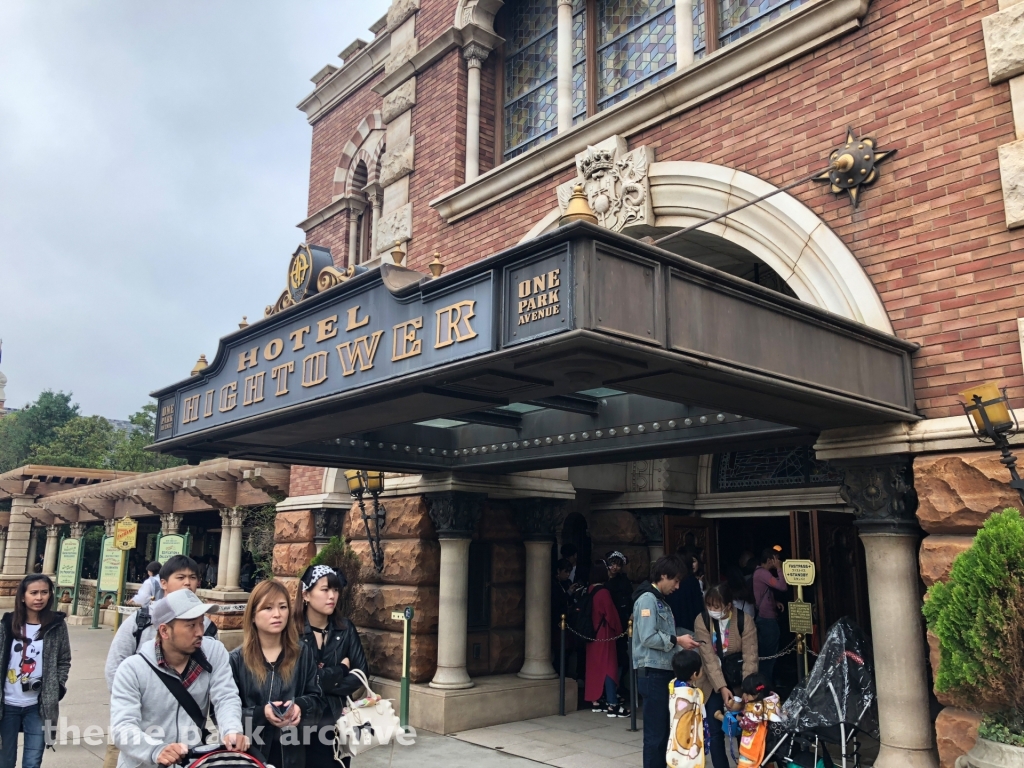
[270,701,294,719]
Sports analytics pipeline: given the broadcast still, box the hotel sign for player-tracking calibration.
[155,249,573,443]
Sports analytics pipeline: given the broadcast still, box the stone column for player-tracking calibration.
[517,499,565,680]
[160,513,182,535]
[675,0,694,68]
[0,529,7,572]
[426,492,484,690]
[69,523,86,539]
[462,44,489,182]
[348,208,360,266]
[839,457,938,768]
[225,508,245,590]
[42,525,60,577]
[26,525,39,575]
[633,509,666,563]
[557,0,574,132]
[216,509,231,588]
[104,518,117,537]
[363,183,383,256]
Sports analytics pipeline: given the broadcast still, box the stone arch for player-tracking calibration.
[454,0,504,31]
[520,161,893,333]
[342,131,386,196]
[332,111,385,199]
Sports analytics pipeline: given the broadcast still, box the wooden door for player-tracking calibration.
[664,514,719,584]
[812,511,871,638]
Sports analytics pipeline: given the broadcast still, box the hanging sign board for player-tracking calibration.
[56,538,81,588]
[98,537,124,593]
[782,559,816,586]
[156,533,187,562]
[788,601,814,635]
[114,519,139,551]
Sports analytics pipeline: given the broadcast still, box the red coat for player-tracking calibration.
[584,584,623,702]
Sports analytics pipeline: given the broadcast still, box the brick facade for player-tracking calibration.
[287,464,325,498]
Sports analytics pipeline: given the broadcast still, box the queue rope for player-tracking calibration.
[565,626,804,661]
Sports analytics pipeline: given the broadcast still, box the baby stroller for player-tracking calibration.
[760,617,879,768]
[177,745,271,768]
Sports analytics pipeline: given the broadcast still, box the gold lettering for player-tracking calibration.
[526,297,537,311]
[435,300,479,349]
[518,280,531,299]
[181,394,201,424]
[346,306,370,331]
[536,292,548,308]
[290,326,311,351]
[203,389,215,418]
[317,315,339,342]
[337,331,385,376]
[237,347,258,372]
[218,382,238,412]
[548,268,561,288]
[301,351,329,387]
[243,372,266,405]
[271,361,295,396]
[159,404,175,432]
[533,275,546,294]
[392,318,424,361]
[264,338,284,361]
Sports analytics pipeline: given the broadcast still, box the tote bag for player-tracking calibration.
[334,668,402,758]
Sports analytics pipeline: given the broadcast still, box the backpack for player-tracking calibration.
[133,606,217,650]
[701,608,746,688]
[572,585,609,642]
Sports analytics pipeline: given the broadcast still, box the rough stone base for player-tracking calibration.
[936,707,981,768]
[371,674,577,734]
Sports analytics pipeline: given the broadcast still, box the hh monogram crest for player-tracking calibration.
[557,135,654,233]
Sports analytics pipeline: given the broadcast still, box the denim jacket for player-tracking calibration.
[631,583,678,671]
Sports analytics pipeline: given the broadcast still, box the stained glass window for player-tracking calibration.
[572,0,587,124]
[693,0,706,58]
[711,446,842,492]
[503,0,560,160]
[718,0,807,45]
[596,0,677,110]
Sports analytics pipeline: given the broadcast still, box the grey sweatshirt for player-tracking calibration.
[105,611,215,691]
[110,637,243,768]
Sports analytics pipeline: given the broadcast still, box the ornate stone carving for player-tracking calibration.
[385,37,419,77]
[104,519,117,536]
[161,512,182,535]
[375,202,412,253]
[462,42,490,68]
[513,498,568,540]
[631,509,665,544]
[69,522,86,539]
[313,508,344,542]
[838,456,919,534]
[228,507,247,528]
[382,78,417,124]
[387,0,420,30]
[425,492,485,538]
[379,135,415,188]
[556,135,653,233]
[629,459,669,492]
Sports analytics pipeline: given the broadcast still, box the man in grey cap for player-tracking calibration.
[110,590,247,767]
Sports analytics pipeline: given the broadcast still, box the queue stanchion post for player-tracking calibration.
[392,607,413,730]
[559,614,567,716]
[628,617,638,732]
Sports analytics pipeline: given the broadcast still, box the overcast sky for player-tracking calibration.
[0,1,388,418]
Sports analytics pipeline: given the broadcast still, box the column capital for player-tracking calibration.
[631,509,665,544]
[512,498,568,540]
[462,42,490,68]
[161,512,183,535]
[228,507,246,528]
[837,455,919,535]
[557,0,574,6]
[425,492,485,538]
[104,519,117,536]
[362,181,383,204]
[45,524,60,537]
[69,522,86,539]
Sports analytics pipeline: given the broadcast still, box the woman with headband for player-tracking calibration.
[296,564,368,767]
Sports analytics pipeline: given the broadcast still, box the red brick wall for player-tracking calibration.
[306,210,351,267]
[288,465,325,497]
[415,0,459,44]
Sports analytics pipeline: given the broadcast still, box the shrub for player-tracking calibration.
[923,507,1024,742]
[308,535,361,618]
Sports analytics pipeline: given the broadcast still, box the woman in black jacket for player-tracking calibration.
[230,579,322,768]
[296,565,368,767]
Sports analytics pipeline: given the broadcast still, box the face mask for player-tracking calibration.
[707,609,725,620]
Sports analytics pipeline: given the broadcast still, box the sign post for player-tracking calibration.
[56,537,83,615]
[782,559,816,682]
[391,606,413,730]
[112,520,138,630]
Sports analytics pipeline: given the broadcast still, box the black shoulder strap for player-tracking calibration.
[204,620,218,637]
[133,608,152,652]
[142,657,210,743]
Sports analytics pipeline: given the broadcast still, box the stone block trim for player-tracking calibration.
[999,139,1024,228]
[388,0,421,31]
[274,510,314,544]
[349,538,441,585]
[375,201,413,252]
[350,583,440,632]
[936,707,982,768]
[982,2,1024,83]
[361,627,437,682]
[919,535,975,586]
[385,38,419,77]
[379,135,415,187]
[343,495,437,540]
[272,542,317,578]
[915,452,1023,533]
[382,78,417,124]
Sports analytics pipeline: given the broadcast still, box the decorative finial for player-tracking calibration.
[559,183,598,226]
[813,126,895,208]
[238,316,249,329]
[391,240,406,266]
[191,354,208,376]
[429,252,445,278]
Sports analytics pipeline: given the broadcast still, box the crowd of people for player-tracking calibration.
[556,545,791,768]
[0,554,369,768]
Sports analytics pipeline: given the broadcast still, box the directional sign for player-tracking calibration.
[782,559,816,587]
[789,601,814,635]
[114,519,138,551]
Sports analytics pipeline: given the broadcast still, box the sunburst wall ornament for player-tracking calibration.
[815,127,896,207]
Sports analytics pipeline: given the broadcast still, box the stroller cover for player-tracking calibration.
[185,750,269,768]
[780,617,879,740]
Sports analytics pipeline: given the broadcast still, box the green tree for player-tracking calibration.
[0,391,79,471]
[29,416,115,468]
[106,404,185,472]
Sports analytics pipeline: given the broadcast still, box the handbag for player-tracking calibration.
[333,668,401,759]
